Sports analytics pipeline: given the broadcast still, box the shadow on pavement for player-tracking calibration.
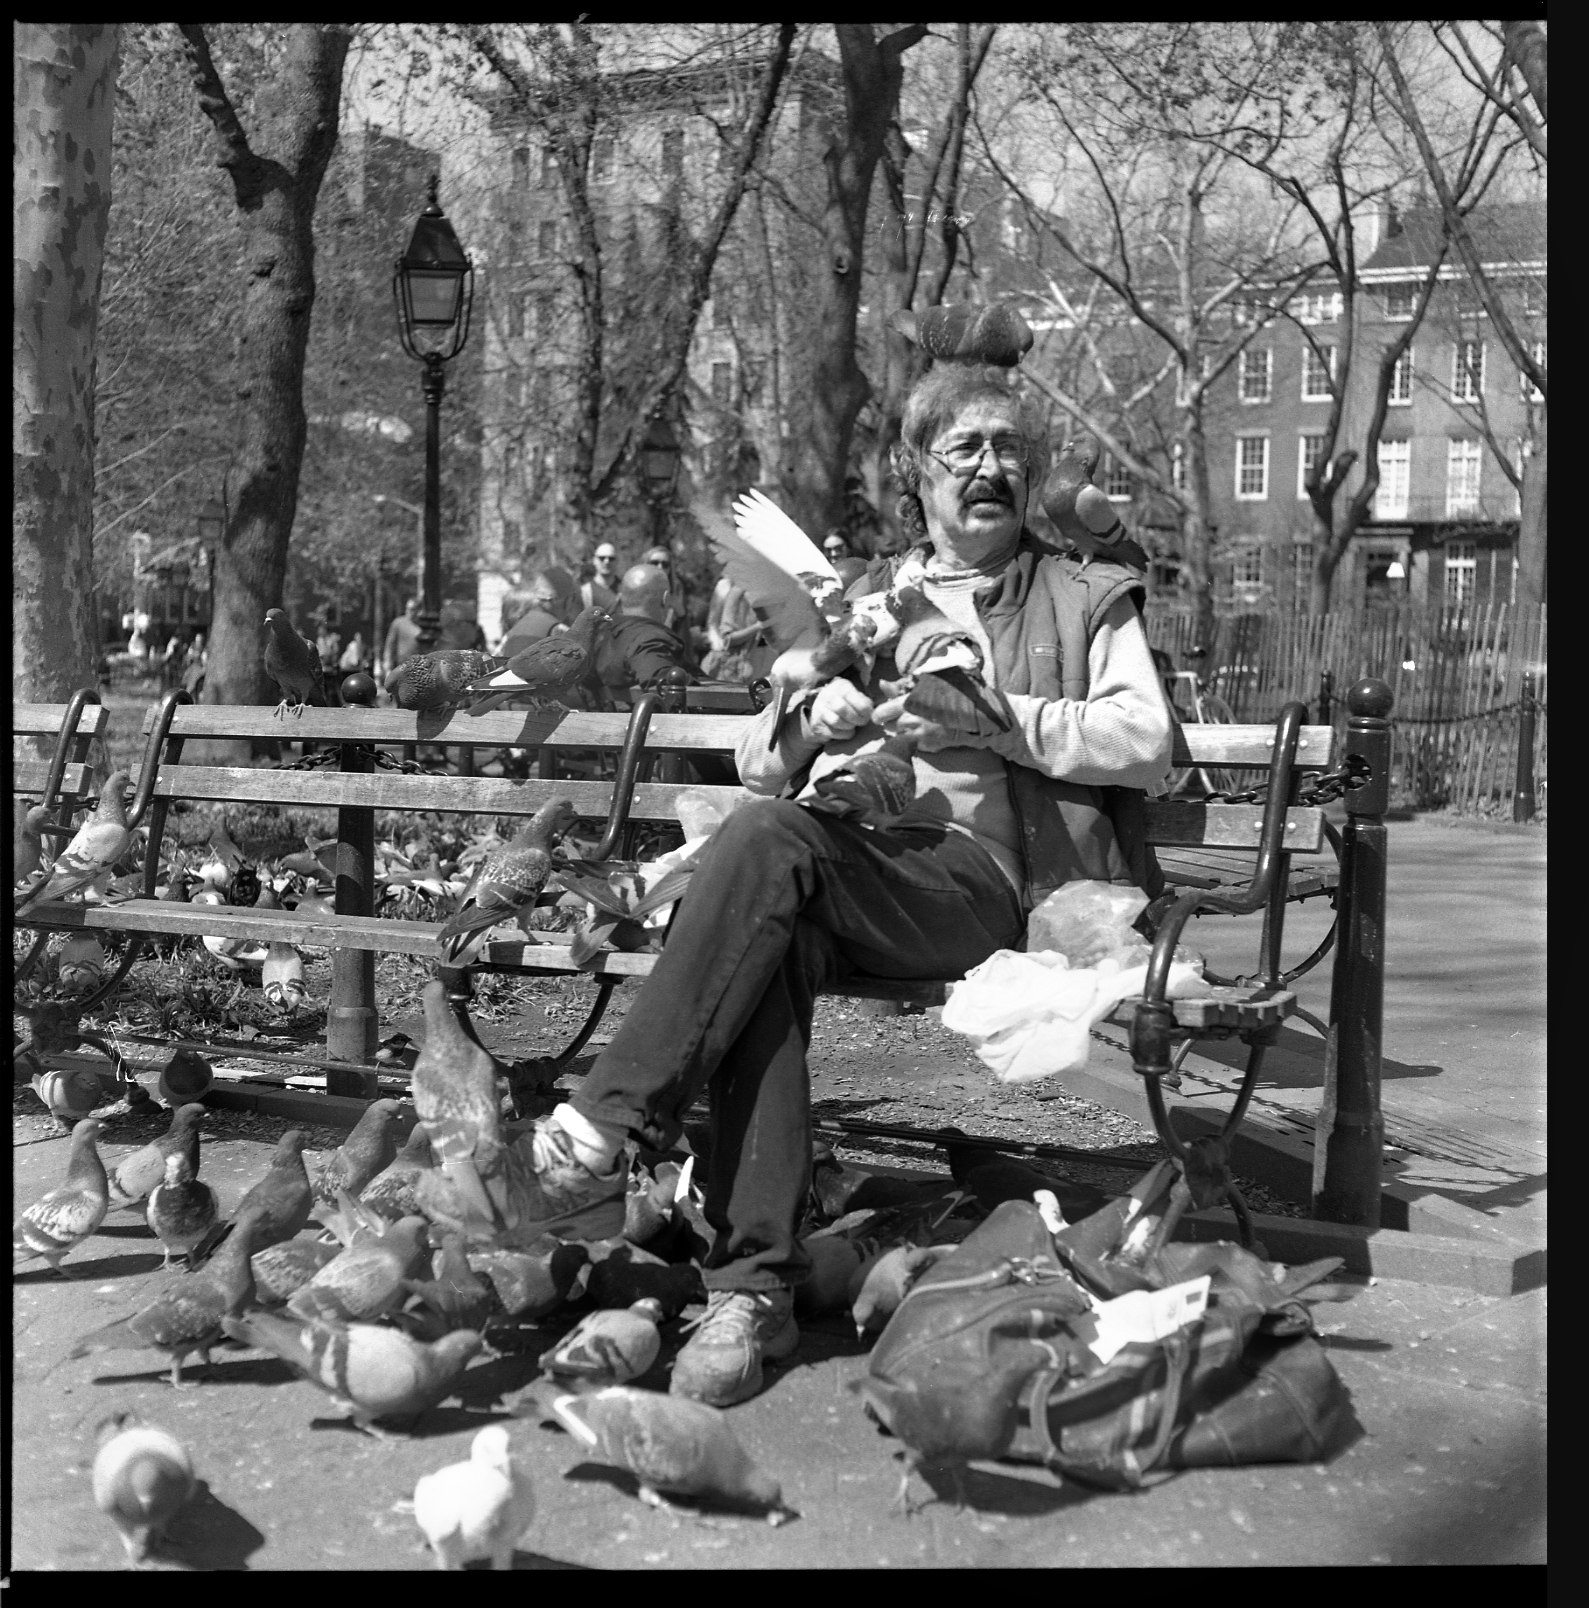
[564,1460,787,1523]
[162,1479,267,1570]
[16,1250,167,1282]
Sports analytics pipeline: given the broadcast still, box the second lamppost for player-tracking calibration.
[393,174,474,653]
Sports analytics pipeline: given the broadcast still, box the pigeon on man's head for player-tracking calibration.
[108,1102,205,1212]
[262,608,327,719]
[311,1098,404,1207]
[387,648,503,713]
[221,1309,484,1436]
[14,773,133,910]
[64,1209,261,1387]
[13,1118,109,1277]
[413,1424,535,1570]
[436,799,579,966]
[890,301,1034,368]
[465,606,612,715]
[188,1129,311,1266]
[146,1150,220,1271]
[92,1414,197,1567]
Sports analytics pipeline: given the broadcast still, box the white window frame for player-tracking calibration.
[1297,432,1325,500]
[1291,541,1315,598]
[1384,281,1417,321]
[1523,340,1545,403]
[1239,347,1273,404]
[1443,541,1477,608]
[1375,440,1410,520]
[1298,291,1344,325]
[1102,457,1132,501]
[1301,343,1335,402]
[1231,547,1265,598]
[1170,441,1187,493]
[1235,434,1270,501]
[1445,439,1482,516]
[1389,347,1414,405]
[1452,340,1485,402]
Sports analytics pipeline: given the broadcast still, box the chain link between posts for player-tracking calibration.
[1196,753,1373,808]
[273,746,435,775]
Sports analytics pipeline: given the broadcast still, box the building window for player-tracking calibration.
[1454,281,1485,320]
[1363,548,1405,597]
[1522,340,1545,403]
[1453,340,1485,402]
[537,220,557,258]
[1384,281,1417,320]
[592,134,614,182]
[507,294,525,339]
[1103,457,1132,501]
[1292,541,1314,599]
[1446,439,1482,515]
[1443,541,1477,608]
[1239,348,1272,403]
[1389,347,1414,405]
[1523,277,1545,318]
[1236,435,1269,500]
[1298,432,1326,500]
[512,146,530,187]
[534,294,552,338]
[1231,547,1265,602]
[662,129,684,179]
[1376,439,1411,520]
[1301,344,1335,401]
[1298,291,1343,325]
[540,146,558,186]
[1170,441,1187,493]
[711,361,732,405]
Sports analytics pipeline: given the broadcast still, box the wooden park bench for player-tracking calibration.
[14,677,1395,1240]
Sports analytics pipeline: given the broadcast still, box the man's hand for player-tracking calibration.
[874,696,991,753]
[806,679,875,743]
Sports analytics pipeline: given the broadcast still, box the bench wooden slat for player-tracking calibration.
[14,761,95,798]
[1171,724,1335,768]
[15,702,111,740]
[1143,801,1324,852]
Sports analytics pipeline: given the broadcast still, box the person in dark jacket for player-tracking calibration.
[593,564,700,705]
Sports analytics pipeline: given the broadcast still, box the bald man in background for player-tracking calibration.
[594,563,701,707]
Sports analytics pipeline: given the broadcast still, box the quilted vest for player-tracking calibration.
[858,535,1164,909]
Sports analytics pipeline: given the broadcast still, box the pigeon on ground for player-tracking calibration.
[13,1118,110,1276]
[91,1414,197,1568]
[14,772,133,910]
[793,1235,864,1319]
[64,1209,261,1387]
[146,1151,220,1271]
[436,799,579,966]
[584,1242,704,1318]
[359,1124,436,1221]
[849,1244,956,1340]
[1040,432,1150,574]
[108,1103,206,1212]
[263,608,327,719]
[550,1388,788,1518]
[188,1129,311,1265]
[465,606,613,716]
[936,1127,1111,1223]
[158,1050,214,1109]
[311,1099,404,1207]
[57,932,111,991]
[467,1239,589,1320]
[400,1232,498,1340]
[221,1309,484,1436]
[387,649,503,714]
[262,942,308,1011]
[250,1236,342,1306]
[203,931,269,972]
[31,1065,106,1129]
[413,1424,535,1571]
[889,301,1034,368]
[14,801,51,887]
[540,1298,666,1386]
[287,1209,429,1324]
[810,736,919,826]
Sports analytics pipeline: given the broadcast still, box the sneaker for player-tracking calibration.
[669,1288,799,1407]
[490,1118,627,1244]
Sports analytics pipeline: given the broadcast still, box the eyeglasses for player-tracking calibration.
[926,436,1029,477]
[822,543,847,556]
[594,552,617,564]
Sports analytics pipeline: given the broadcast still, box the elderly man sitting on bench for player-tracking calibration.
[514,362,1174,1407]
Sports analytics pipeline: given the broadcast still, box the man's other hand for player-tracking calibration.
[874,695,991,753]
[807,680,875,743]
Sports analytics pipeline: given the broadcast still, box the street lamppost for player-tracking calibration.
[639,414,681,548]
[392,174,474,654]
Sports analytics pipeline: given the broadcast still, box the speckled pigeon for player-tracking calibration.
[146,1150,220,1271]
[286,1210,430,1324]
[465,606,612,715]
[810,736,919,826]
[889,301,1034,368]
[436,799,580,966]
[360,1124,436,1221]
[13,1118,109,1277]
[312,1099,405,1206]
[263,608,327,719]
[108,1102,206,1212]
[387,648,504,713]
[14,772,133,910]
[188,1129,311,1265]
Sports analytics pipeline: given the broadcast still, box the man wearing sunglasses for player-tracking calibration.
[509,363,1171,1409]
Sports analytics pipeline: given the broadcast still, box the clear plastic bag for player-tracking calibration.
[1025,879,1149,968]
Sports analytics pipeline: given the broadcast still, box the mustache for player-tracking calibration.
[961,476,1014,504]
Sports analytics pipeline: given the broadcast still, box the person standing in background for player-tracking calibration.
[580,543,621,613]
[316,617,342,673]
[381,597,422,678]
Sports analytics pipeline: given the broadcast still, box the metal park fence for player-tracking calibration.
[1144,601,1546,820]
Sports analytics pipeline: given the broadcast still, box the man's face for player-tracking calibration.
[822,536,849,563]
[594,546,618,580]
[917,398,1030,562]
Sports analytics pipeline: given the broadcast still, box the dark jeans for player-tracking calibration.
[569,799,1024,1292]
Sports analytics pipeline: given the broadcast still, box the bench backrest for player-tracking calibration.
[14,700,111,803]
[135,701,1336,853]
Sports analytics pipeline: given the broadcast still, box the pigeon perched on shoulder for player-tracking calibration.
[263,608,327,719]
[550,1388,789,1519]
[465,606,612,716]
[188,1129,311,1265]
[92,1414,197,1568]
[108,1103,206,1213]
[14,772,133,910]
[64,1208,262,1387]
[413,1424,535,1571]
[146,1150,220,1271]
[1040,432,1150,575]
[221,1309,485,1436]
[13,1118,109,1276]
[436,799,579,967]
[387,649,503,714]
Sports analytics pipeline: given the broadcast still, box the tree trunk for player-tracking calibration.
[178,24,350,740]
[1182,410,1218,651]
[788,24,924,536]
[1515,408,1545,608]
[13,23,120,747]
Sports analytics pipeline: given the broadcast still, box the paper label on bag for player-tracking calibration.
[1086,1275,1211,1365]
